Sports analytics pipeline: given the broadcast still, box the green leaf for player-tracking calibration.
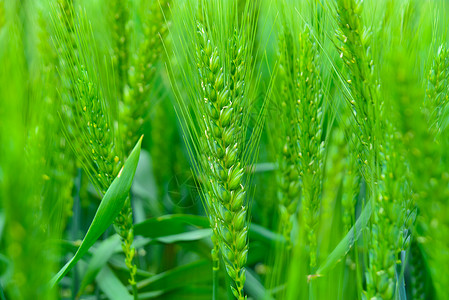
[314,201,373,277]
[395,250,407,300]
[137,260,212,292]
[139,286,213,300]
[155,228,212,244]
[134,215,283,245]
[96,265,133,300]
[245,269,271,300]
[0,253,12,285]
[0,280,5,300]
[134,214,210,238]
[249,223,285,245]
[77,235,121,296]
[253,162,276,173]
[134,214,212,244]
[50,136,143,287]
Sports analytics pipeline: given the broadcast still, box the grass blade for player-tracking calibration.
[137,260,212,292]
[96,265,133,300]
[133,214,210,237]
[77,235,121,296]
[313,201,372,277]
[50,136,143,287]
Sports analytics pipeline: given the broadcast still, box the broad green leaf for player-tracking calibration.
[132,149,160,218]
[245,269,271,300]
[314,201,373,277]
[134,214,282,245]
[249,223,285,245]
[96,265,133,300]
[155,228,212,244]
[50,136,143,287]
[134,214,210,238]
[137,260,211,292]
[143,286,213,300]
[139,286,212,300]
[253,162,276,173]
[134,214,212,244]
[77,235,121,296]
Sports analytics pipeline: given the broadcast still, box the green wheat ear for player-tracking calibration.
[272,5,328,274]
[335,0,386,297]
[167,1,266,298]
[119,0,170,153]
[195,22,250,298]
[295,26,325,270]
[426,45,449,136]
[0,2,64,298]
[50,3,139,296]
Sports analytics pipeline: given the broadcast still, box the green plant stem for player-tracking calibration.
[213,261,219,300]
[72,169,82,298]
[132,284,138,300]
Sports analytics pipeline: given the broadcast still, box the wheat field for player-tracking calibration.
[0,0,448,299]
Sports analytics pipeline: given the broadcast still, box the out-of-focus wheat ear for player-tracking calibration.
[368,2,432,298]
[36,1,76,232]
[0,3,61,298]
[340,114,361,233]
[120,0,170,153]
[295,26,324,270]
[335,0,392,297]
[335,0,381,180]
[426,45,449,136]
[110,0,129,96]
[379,4,449,296]
[272,25,301,248]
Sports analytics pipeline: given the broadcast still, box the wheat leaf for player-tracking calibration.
[313,201,373,277]
[96,265,133,300]
[77,235,121,296]
[50,136,143,287]
[136,259,212,292]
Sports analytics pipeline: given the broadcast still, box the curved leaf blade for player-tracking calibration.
[133,214,210,238]
[96,265,133,300]
[313,201,372,277]
[77,235,121,296]
[50,136,143,287]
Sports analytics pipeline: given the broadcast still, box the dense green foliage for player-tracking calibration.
[1,0,448,299]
